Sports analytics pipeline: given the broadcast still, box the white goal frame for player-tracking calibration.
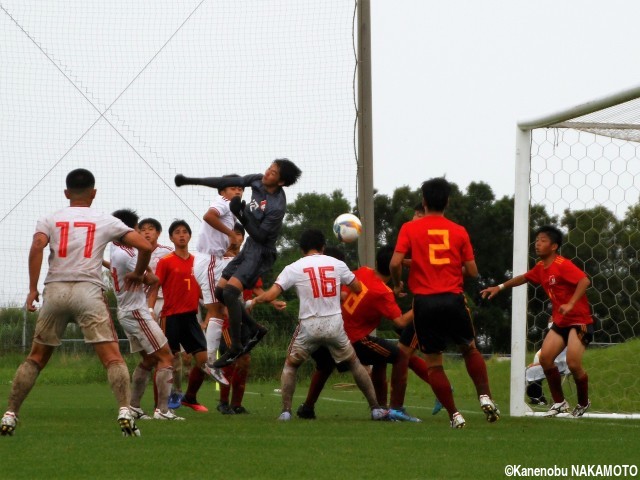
[512,84,640,419]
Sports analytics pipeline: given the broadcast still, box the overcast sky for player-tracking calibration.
[370,0,640,198]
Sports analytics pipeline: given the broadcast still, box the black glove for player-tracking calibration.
[230,196,247,223]
[174,174,187,187]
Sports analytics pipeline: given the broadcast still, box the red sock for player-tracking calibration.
[219,365,234,404]
[427,366,457,417]
[231,365,249,407]
[409,355,430,385]
[305,368,332,408]
[544,367,565,404]
[463,347,491,397]
[185,366,205,402]
[574,373,589,407]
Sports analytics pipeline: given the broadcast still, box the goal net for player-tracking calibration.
[512,86,640,419]
[0,1,358,314]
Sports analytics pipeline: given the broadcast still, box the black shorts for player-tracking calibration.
[413,293,475,354]
[219,324,252,355]
[222,241,277,290]
[550,323,594,347]
[352,336,399,365]
[311,346,350,373]
[164,311,207,355]
[399,323,419,350]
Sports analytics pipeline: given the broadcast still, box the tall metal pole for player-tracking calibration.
[357,0,376,268]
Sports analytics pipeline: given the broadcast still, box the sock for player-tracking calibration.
[304,367,333,408]
[389,359,409,410]
[219,365,233,404]
[427,366,457,418]
[205,318,224,364]
[230,357,250,407]
[371,364,388,408]
[574,372,589,406]
[408,355,430,384]
[8,359,41,414]
[172,353,183,392]
[184,366,205,403]
[155,367,173,412]
[240,306,258,333]
[106,362,131,409]
[544,367,565,404]
[222,285,244,351]
[463,347,491,398]
[349,358,379,409]
[280,364,298,412]
[130,364,152,408]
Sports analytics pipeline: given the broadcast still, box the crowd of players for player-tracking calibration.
[1,159,593,437]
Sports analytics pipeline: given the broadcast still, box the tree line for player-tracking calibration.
[265,182,639,353]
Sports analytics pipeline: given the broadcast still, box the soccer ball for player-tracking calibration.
[333,213,362,243]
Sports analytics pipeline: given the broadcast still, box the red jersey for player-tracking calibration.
[155,252,201,316]
[395,215,474,295]
[342,267,402,342]
[524,256,593,327]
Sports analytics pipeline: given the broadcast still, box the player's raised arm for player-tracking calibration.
[175,173,260,189]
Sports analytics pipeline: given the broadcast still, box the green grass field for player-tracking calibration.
[0,351,638,480]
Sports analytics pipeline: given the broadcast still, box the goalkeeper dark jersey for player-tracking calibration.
[242,174,286,251]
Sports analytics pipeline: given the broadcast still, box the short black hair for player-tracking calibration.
[274,158,302,187]
[299,229,325,254]
[421,177,450,212]
[219,174,243,194]
[535,225,563,249]
[233,222,245,237]
[375,245,394,276]
[66,168,95,190]
[138,218,162,232]
[169,219,192,236]
[414,202,425,213]
[112,209,139,229]
[324,246,346,262]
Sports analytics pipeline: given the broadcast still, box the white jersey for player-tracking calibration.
[147,244,173,300]
[36,206,132,288]
[109,242,146,311]
[275,253,355,320]
[150,244,174,273]
[196,195,236,258]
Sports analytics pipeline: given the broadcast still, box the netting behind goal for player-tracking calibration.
[0,1,358,309]
[512,88,640,418]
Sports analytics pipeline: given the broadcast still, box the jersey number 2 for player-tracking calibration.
[428,229,450,265]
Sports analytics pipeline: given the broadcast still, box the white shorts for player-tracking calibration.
[288,313,355,364]
[194,253,226,304]
[34,282,118,346]
[117,307,168,354]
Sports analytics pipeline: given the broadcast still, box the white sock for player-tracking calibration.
[205,318,224,364]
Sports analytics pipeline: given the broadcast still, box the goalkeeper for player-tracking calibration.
[175,159,301,367]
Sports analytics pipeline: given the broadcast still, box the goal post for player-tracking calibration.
[512,84,640,419]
